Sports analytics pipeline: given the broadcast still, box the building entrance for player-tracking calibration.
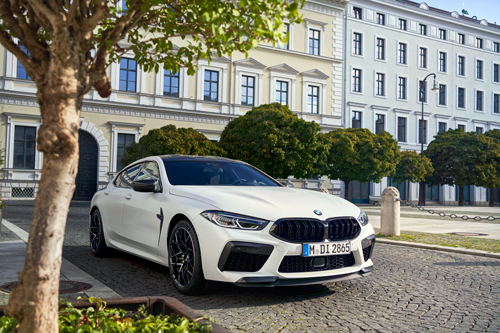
[73,130,98,201]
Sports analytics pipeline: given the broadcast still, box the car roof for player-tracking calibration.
[159,155,242,163]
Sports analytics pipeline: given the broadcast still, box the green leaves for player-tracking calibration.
[121,125,225,167]
[392,150,433,184]
[219,103,325,179]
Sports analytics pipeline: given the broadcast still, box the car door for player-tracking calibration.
[101,163,143,239]
[121,161,164,254]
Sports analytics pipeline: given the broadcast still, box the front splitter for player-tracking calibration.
[234,269,371,288]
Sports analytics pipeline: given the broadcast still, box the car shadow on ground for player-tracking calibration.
[62,245,359,311]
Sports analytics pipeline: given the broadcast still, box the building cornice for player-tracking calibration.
[303,0,347,16]
[347,101,368,108]
[393,108,412,114]
[454,116,470,121]
[434,114,451,119]
[472,119,488,124]
[371,105,391,111]
[414,111,432,117]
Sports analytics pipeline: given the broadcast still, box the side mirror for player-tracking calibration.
[131,179,158,193]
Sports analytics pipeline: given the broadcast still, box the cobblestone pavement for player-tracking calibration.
[4,205,500,332]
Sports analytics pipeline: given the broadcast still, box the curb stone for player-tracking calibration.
[376,238,500,259]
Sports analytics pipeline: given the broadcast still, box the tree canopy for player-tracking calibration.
[425,129,500,206]
[391,150,433,202]
[321,128,400,199]
[219,103,327,179]
[121,125,224,167]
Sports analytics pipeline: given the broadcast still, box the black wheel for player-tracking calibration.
[169,220,212,295]
[89,208,108,257]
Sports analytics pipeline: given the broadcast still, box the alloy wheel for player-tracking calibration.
[89,211,101,252]
[170,227,195,287]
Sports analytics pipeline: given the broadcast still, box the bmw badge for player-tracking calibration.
[313,210,322,216]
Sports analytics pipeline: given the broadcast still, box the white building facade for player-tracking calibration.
[344,0,500,205]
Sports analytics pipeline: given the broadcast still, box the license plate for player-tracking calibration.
[303,242,351,257]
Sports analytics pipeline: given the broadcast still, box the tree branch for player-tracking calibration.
[0,31,41,81]
[26,0,61,30]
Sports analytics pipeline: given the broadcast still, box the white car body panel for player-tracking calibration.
[91,155,375,287]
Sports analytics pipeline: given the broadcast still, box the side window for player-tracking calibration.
[115,163,142,188]
[134,161,162,192]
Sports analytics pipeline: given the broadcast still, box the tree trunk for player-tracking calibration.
[407,180,410,203]
[344,179,350,200]
[5,54,82,332]
[490,188,495,207]
[458,185,464,206]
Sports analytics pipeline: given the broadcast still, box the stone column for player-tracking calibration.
[380,186,400,236]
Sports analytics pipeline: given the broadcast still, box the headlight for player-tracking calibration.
[201,211,270,230]
[357,210,369,226]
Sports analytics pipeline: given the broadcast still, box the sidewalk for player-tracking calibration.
[0,219,120,304]
[360,205,500,240]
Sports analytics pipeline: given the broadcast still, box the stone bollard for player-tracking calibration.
[380,186,400,236]
[317,187,329,194]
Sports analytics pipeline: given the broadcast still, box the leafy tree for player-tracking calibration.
[0,1,302,331]
[425,129,500,206]
[121,125,224,167]
[219,103,327,179]
[321,128,400,200]
[482,130,500,206]
[391,150,433,202]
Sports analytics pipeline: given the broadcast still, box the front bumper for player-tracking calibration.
[193,214,375,285]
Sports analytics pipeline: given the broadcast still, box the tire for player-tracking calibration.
[168,220,213,295]
[89,208,109,257]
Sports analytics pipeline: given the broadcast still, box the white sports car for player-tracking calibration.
[90,155,375,295]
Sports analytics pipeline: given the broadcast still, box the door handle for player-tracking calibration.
[125,194,132,200]
[104,191,110,195]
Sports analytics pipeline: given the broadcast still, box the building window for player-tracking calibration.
[398,43,407,64]
[309,29,320,55]
[204,70,219,102]
[439,52,446,72]
[376,73,385,96]
[119,58,137,92]
[458,87,465,108]
[352,69,362,92]
[241,75,255,106]
[438,122,447,133]
[376,13,385,25]
[476,127,483,135]
[14,126,36,169]
[476,90,484,111]
[476,38,483,49]
[376,38,385,60]
[353,33,362,55]
[16,42,30,80]
[398,77,407,99]
[397,117,406,142]
[494,42,499,53]
[352,111,362,128]
[458,124,465,131]
[375,114,385,134]
[307,85,319,114]
[458,33,465,44]
[494,94,500,113]
[419,24,427,35]
[419,119,427,144]
[399,19,407,30]
[439,29,446,40]
[353,7,362,19]
[494,64,500,83]
[419,47,427,68]
[277,23,290,50]
[476,60,483,80]
[163,70,179,97]
[458,56,465,76]
[116,133,135,172]
[276,80,288,105]
[419,80,427,103]
[439,84,446,106]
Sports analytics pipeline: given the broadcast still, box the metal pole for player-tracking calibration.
[418,73,436,207]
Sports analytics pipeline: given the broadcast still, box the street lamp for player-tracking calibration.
[418,73,439,206]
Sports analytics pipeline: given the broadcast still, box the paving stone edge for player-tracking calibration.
[376,238,500,259]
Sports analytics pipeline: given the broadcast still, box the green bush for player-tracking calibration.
[0,298,212,333]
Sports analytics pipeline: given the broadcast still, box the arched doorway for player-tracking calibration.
[73,130,98,201]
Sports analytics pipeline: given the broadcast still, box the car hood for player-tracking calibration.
[169,186,361,221]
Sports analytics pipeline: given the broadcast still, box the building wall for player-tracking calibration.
[344,0,500,205]
[0,0,347,200]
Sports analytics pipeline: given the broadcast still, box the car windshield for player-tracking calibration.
[163,160,280,186]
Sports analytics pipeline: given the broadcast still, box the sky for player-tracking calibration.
[425,0,500,25]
